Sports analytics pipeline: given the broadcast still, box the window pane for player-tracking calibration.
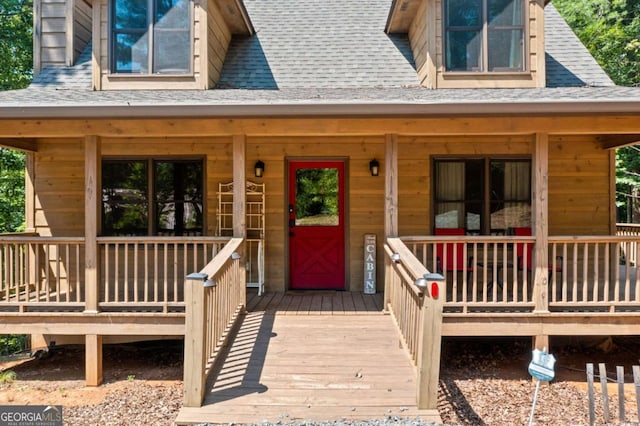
[446,30,481,71]
[435,162,464,201]
[446,0,482,27]
[465,160,484,201]
[488,29,524,71]
[295,168,339,226]
[114,0,148,29]
[153,30,190,73]
[466,202,482,233]
[435,202,465,228]
[102,161,149,236]
[488,0,523,27]
[491,201,531,230]
[155,0,190,29]
[155,161,203,236]
[114,32,149,73]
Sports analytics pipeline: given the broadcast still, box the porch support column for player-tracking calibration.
[532,133,549,314]
[233,135,247,305]
[384,134,398,237]
[85,334,103,386]
[84,135,101,313]
[384,134,398,310]
[25,153,35,233]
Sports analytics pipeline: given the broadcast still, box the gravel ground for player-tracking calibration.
[2,337,640,425]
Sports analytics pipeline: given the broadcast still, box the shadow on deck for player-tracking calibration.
[176,291,440,425]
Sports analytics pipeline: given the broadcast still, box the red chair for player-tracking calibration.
[514,227,562,278]
[434,228,473,276]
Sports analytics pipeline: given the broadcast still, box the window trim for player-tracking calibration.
[442,0,528,74]
[101,156,205,236]
[109,0,194,76]
[432,155,532,235]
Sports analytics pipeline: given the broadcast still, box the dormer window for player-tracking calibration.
[111,0,192,74]
[444,0,525,72]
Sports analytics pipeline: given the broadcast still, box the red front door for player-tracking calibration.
[288,160,345,290]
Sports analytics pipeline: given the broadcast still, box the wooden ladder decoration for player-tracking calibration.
[586,363,640,425]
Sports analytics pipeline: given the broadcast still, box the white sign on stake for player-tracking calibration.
[364,234,376,294]
[528,348,556,426]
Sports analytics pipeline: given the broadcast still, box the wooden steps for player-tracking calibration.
[175,310,441,425]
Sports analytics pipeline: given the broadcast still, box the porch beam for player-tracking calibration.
[532,133,549,313]
[84,135,101,314]
[598,134,640,150]
[1,116,640,138]
[0,138,37,152]
[384,134,398,237]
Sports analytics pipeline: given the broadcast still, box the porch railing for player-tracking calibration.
[384,237,444,410]
[97,237,230,312]
[402,235,640,313]
[401,235,536,312]
[183,237,246,407]
[548,236,640,311]
[0,234,85,311]
[616,224,640,266]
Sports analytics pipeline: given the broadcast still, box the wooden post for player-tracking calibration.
[384,135,398,310]
[587,363,595,425]
[532,133,549,314]
[91,1,101,90]
[25,153,35,233]
[85,334,103,386]
[599,363,610,423]
[233,135,247,306]
[183,272,207,407]
[416,273,445,409]
[84,136,101,313]
[617,365,625,422]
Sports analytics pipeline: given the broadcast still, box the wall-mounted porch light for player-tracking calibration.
[369,159,380,177]
[254,160,265,178]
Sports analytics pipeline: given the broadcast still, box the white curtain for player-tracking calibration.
[503,161,531,227]
[435,162,465,228]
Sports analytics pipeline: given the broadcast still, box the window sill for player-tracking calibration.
[101,74,202,90]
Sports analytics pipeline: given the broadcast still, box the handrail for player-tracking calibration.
[385,237,444,410]
[183,237,246,407]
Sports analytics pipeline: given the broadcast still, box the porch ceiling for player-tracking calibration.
[0,138,37,152]
[598,134,640,149]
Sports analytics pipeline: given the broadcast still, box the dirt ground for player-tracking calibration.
[1,336,640,425]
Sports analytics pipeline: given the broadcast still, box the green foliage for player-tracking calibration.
[553,0,640,87]
[0,148,25,233]
[0,0,33,91]
[0,370,17,384]
[295,169,339,220]
[0,334,28,357]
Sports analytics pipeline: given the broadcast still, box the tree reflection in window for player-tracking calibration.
[102,159,203,236]
[295,168,339,226]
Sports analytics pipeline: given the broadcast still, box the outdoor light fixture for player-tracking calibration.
[231,252,241,260]
[254,160,265,178]
[391,253,401,263]
[204,279,216,288]
[369,159,380,177]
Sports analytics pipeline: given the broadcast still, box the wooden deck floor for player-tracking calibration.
[246,290,386,314]
[176,292,439,425]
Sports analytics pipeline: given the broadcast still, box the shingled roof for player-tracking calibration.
[1,0,638,117]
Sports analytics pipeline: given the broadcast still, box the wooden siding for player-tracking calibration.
[247,136,386,293]
[73,0,91,63]
[548,135,612,235]
[409,0,429,87]
[432,0,545,88]
[207,0,232,87]
[97,0,204,90]
[34,138,85,237]
[34,0,68,73]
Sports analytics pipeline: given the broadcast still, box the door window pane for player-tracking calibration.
[155,160,203,235]
[295,168,339,226]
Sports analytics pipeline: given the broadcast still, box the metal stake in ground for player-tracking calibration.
[527,347,556,426]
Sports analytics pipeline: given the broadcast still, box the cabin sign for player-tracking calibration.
[364,234,376,294]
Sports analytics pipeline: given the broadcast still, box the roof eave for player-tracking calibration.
[2,100,640,119]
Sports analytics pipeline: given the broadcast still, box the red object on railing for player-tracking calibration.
[431,282,439,299]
